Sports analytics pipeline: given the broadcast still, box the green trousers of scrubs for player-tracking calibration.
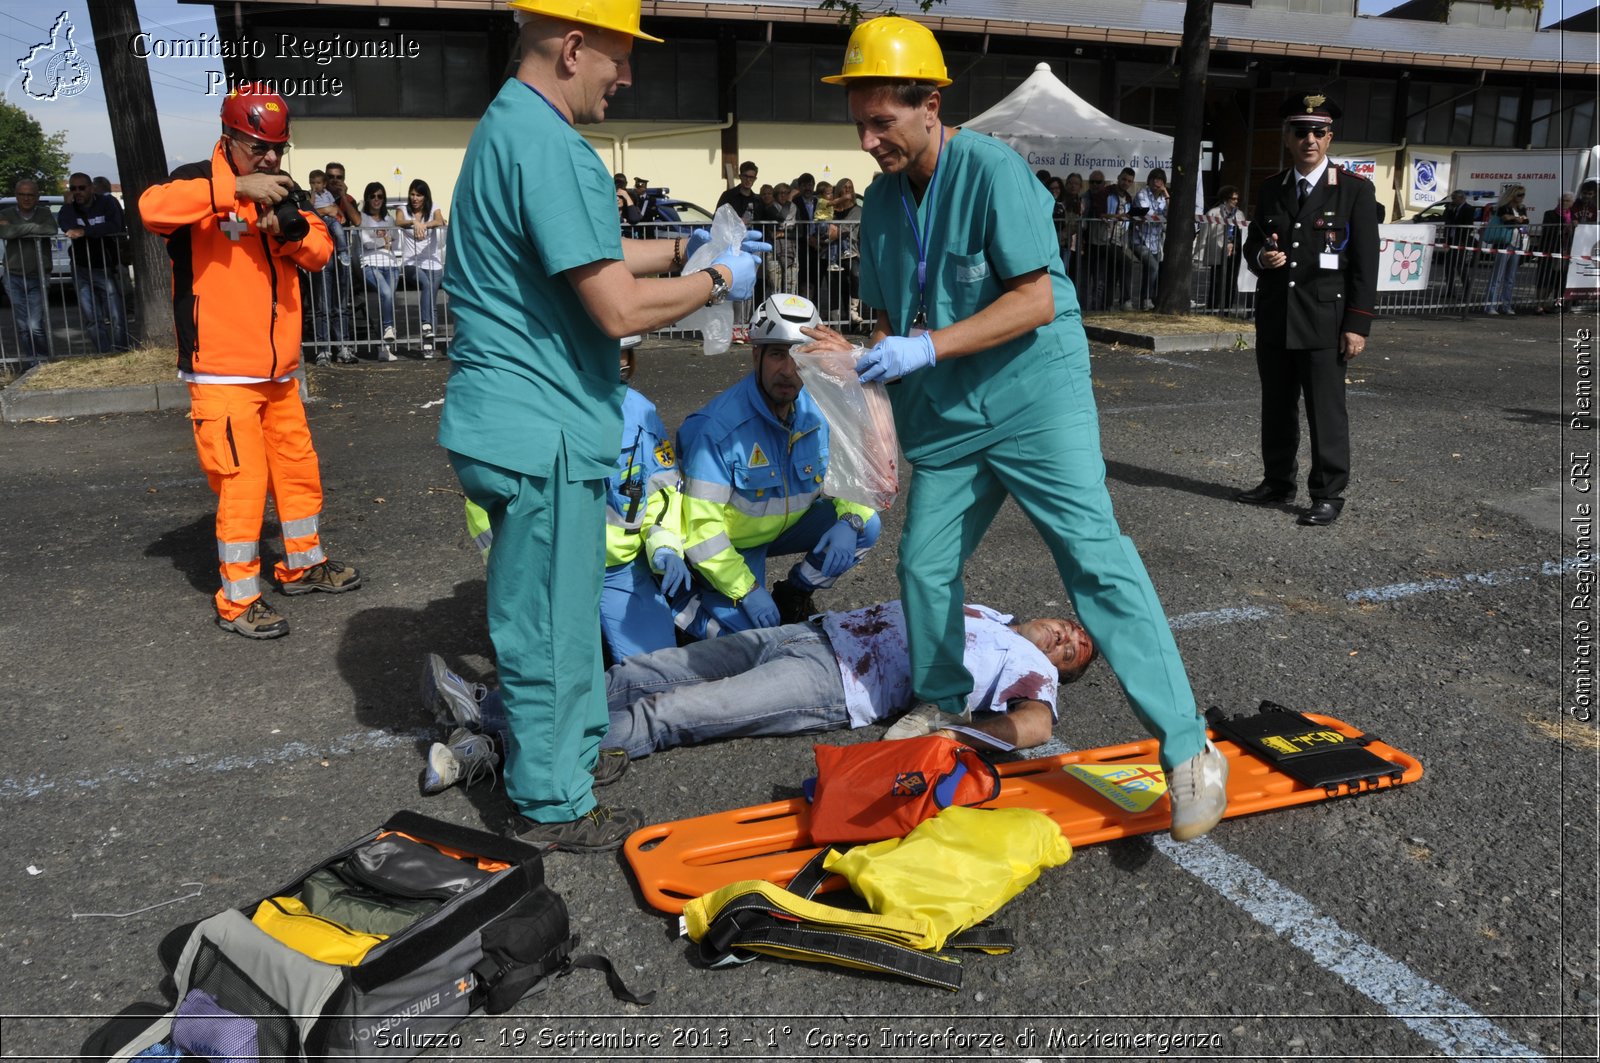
[450,449,608,822]
[896,371,1205,774]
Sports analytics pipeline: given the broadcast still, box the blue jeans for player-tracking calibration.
[363,265,398,332]
[406,266,442,328]
[601,622,848,758]
[74,268,128,353]
[312,259,354,346]
[5,271,51,362]
[476,623,848,758]
[1135,247,1160,304]
[1486,252,1519,311]
[670,501,881,639]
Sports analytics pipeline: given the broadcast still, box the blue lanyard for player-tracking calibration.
[896,124,946,328]
[518,79,570,126]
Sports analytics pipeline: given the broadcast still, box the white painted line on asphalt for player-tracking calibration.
[1133,353,1204,369]
[1169,604,1280,629]
[1346,558,1582,604]
[1154,836,1546,1060]
[0,728,429,800]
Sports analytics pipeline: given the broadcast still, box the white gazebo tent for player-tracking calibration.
[963,63,1174,181]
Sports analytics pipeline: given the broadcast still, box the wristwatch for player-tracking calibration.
[700,267,729,306]
[839,512,866,534]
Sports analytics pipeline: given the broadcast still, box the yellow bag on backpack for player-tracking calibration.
[822,805,1070,951]
[250,895,388,965]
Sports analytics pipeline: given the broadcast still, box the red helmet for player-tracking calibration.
[220,84,290,144]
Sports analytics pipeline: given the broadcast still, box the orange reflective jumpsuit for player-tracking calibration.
[141,141,334,619]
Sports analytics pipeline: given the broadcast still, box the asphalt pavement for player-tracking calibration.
[0,311,1595,1061]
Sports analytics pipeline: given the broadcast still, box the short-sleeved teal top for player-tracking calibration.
[858,129,1088,466]
[438,78,624,482]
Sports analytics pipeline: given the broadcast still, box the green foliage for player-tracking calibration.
[0,100,70,195]
[818,0,944,26]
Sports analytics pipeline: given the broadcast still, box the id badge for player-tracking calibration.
[1319,252,1340,270]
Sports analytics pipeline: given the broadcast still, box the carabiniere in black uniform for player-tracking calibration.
[1240,92,1379,527]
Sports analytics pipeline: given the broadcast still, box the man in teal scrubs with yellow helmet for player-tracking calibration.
[822,15,1228,842]
[441,0,761,852]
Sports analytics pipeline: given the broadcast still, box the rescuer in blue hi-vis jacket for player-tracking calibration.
[673,293,881,638]
[466,339,689,661]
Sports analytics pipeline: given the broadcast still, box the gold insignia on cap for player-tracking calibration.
[1305,94,1326,110]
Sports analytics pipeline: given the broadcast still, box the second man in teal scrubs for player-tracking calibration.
[824,16,1228,842]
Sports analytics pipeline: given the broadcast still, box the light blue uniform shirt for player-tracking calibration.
[439,78,624,481]
[821,601,1058,730]
[858,130,1087,466]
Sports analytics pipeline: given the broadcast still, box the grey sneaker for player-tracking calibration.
[420,727,498,795]
[280,559,362,596]
[216,599,289,640]
[421,653,486,729]
[336,346,358,364]
[883,701,972,741]
[510,806,643,853]
[591,748,629,788]
[382,324,397,343]
[314,350,331,367]
[377,345,398,362]
[1167,740,1229,842]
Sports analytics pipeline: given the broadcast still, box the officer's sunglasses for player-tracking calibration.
[1290,124,1330,140]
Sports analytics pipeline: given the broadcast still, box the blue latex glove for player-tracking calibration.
[685,228,770,261]
[856,332,937,384]
[712,249,759,302]
[683,227,711,262]
[739,229,773,255]
[741,585,780,628]
[813,518,859,579]
[653,548,691,598]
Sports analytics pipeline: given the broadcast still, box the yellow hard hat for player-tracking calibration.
[821,15,950,87]
[507,0,664,43]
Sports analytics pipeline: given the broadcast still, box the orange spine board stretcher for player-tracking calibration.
[624,713,1423,915]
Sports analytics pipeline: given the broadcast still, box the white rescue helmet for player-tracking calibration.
[749,293,820,350]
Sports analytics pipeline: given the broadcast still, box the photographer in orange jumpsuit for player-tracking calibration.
[142,85,361,638]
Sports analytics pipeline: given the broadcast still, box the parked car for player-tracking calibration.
[630,188,714,236]
[0,194,74,294]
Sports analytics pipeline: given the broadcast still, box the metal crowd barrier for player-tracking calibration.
[1,234,139,372]
[8,218,1587,376]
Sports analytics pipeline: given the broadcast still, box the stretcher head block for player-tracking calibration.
[624,710,1423,914]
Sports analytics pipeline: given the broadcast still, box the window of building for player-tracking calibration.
[260,31,498,119]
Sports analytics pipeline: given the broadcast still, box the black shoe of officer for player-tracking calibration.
[772,578,817,625]
[1297,500,1343,526]
[1235,481,1295,505]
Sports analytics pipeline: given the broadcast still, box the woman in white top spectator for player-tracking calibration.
[357,181,400,360]
[1201,185,1243,311]
[396,178,447,358]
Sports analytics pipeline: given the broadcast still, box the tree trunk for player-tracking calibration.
[1155,0,1214,315]
[85,0,176,347]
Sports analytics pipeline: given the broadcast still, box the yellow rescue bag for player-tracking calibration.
[823,805,1071,951]
[249,895,388,965]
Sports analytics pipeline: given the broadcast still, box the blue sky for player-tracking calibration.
[3,0,1596,185]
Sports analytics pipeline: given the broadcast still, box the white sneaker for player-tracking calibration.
[1119,300,1135,311]
[421,344,435,360]
[382,324,396,343]
[1484,308,1499,316]
[378,345,398,362]
[421,323,434,340]
[1142,299,1155,311]
[419,727,498,795]
[1167,740,1229,842]
[336,346,357,364]
[883,701,972,741]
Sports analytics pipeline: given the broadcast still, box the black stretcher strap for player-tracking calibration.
[1207,701,1405,793]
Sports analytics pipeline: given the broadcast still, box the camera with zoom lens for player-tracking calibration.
[272,185,312,242]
